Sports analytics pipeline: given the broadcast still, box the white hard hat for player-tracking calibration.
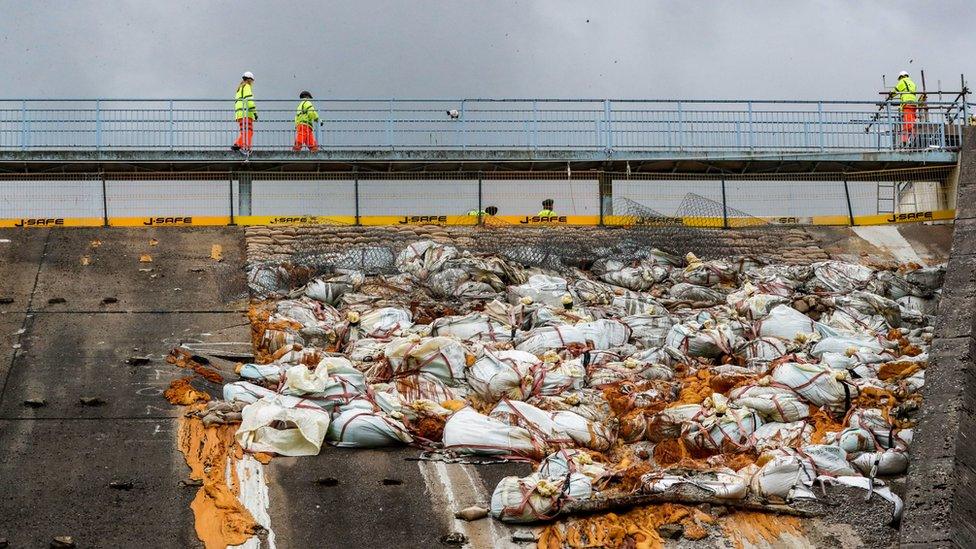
[898,70,909,78]
[242,71,255,80]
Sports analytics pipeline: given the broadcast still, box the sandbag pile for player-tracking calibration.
[221,242,942,525]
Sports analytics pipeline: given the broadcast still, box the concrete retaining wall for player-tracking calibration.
[902,126,976,547]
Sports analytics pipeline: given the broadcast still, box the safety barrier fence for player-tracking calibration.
[0,98,967,153]
[0,166,954,229]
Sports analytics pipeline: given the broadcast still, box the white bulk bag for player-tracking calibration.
[236,396,331,457]
[490,472,592,523]
[326,407,413,448]
[442,407,539,457]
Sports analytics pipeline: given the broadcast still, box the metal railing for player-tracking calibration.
[0,98,967,153]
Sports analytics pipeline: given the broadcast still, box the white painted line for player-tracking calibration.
[229,454,277,549]
[853,226,924,265]
[418,460,517,549]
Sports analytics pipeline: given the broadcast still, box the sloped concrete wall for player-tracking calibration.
[902,126,976,547]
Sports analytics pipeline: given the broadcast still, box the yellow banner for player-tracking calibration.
[493,215,601,226]
[109,216,231,227]
[237,215,356,226]
[0,217,103,228]
[0,209,957,229]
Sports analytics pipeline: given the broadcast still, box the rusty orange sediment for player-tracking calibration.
[177,408,259,549]
[163,377,211,406]
[538,506,800,549]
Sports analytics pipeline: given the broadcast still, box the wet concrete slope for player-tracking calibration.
[0,227,246,548]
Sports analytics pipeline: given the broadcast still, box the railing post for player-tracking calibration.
[20,100,28,151]
[459,100,466,150]
[721,178,729,229]
[532,100,538,150]
[843,179,855,226]
[817,101,825,152]
[677,101,684,151]
[598,170,613,226]
[354,168,361,226]
[747,101,754,151]
[95,99,102,152]
[603,99,612,154]
[169,100,175,151]
[386,99,394,149]
[885,100,895,150]
[101,173,109,227]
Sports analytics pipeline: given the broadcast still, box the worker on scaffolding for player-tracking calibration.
[232,71,257,152]
[293,91,321,152]
[889,70,918,147]
[538,198,557,217]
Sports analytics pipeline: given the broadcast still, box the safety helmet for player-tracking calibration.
[542,198,554,209]
[242,71,255,80]
[898,70,909,78]
[300,90,313,99]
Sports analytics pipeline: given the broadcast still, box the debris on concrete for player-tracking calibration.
[49,536,75,548]
[109,480,134,490]
[78,397,106,407]
[139,254,152,263]
[171,232,943,547]
[125,355,151,365]
[47,297,66,304]
[439,532,468,546]
[23,398,47,408]
[211,244,223,261]
[454,506,488,521]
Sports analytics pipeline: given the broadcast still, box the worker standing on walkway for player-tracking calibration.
[891,70,918,146]
[538,199,556,217]
[233,71,257,152]
[293,91,320,152]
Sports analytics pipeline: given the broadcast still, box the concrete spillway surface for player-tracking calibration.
[0,224,952,548]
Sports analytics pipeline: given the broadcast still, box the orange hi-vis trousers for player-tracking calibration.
[234,118,254,150]
[901,104,917,144]
[293,124,318,151]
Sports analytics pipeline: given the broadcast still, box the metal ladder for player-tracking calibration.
[876,181,916,214]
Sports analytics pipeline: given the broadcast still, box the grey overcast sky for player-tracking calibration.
[0,0,972,100]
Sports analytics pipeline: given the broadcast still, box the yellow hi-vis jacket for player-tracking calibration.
[235,83,256,120]
[295,100,320,127]
[894,77,918,109]
[537,209,556,217]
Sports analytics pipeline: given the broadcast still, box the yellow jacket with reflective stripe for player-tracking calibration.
[235,83,256,120]
[894,77,918,108]
[295,100,319,127]
[537,209,556,216]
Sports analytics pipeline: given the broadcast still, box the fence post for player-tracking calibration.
[100,173,109,227]
[354,168,361,226]
[843,179,855,226]
[721,178,729,229]
[95,99,103,152]
[598,170,612,226]
[477,171,483,225]
[21,101,28,151]
[238,172,252,217]
[228,174,236,226]
[604,99,612,154]
[169,100,175,151]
